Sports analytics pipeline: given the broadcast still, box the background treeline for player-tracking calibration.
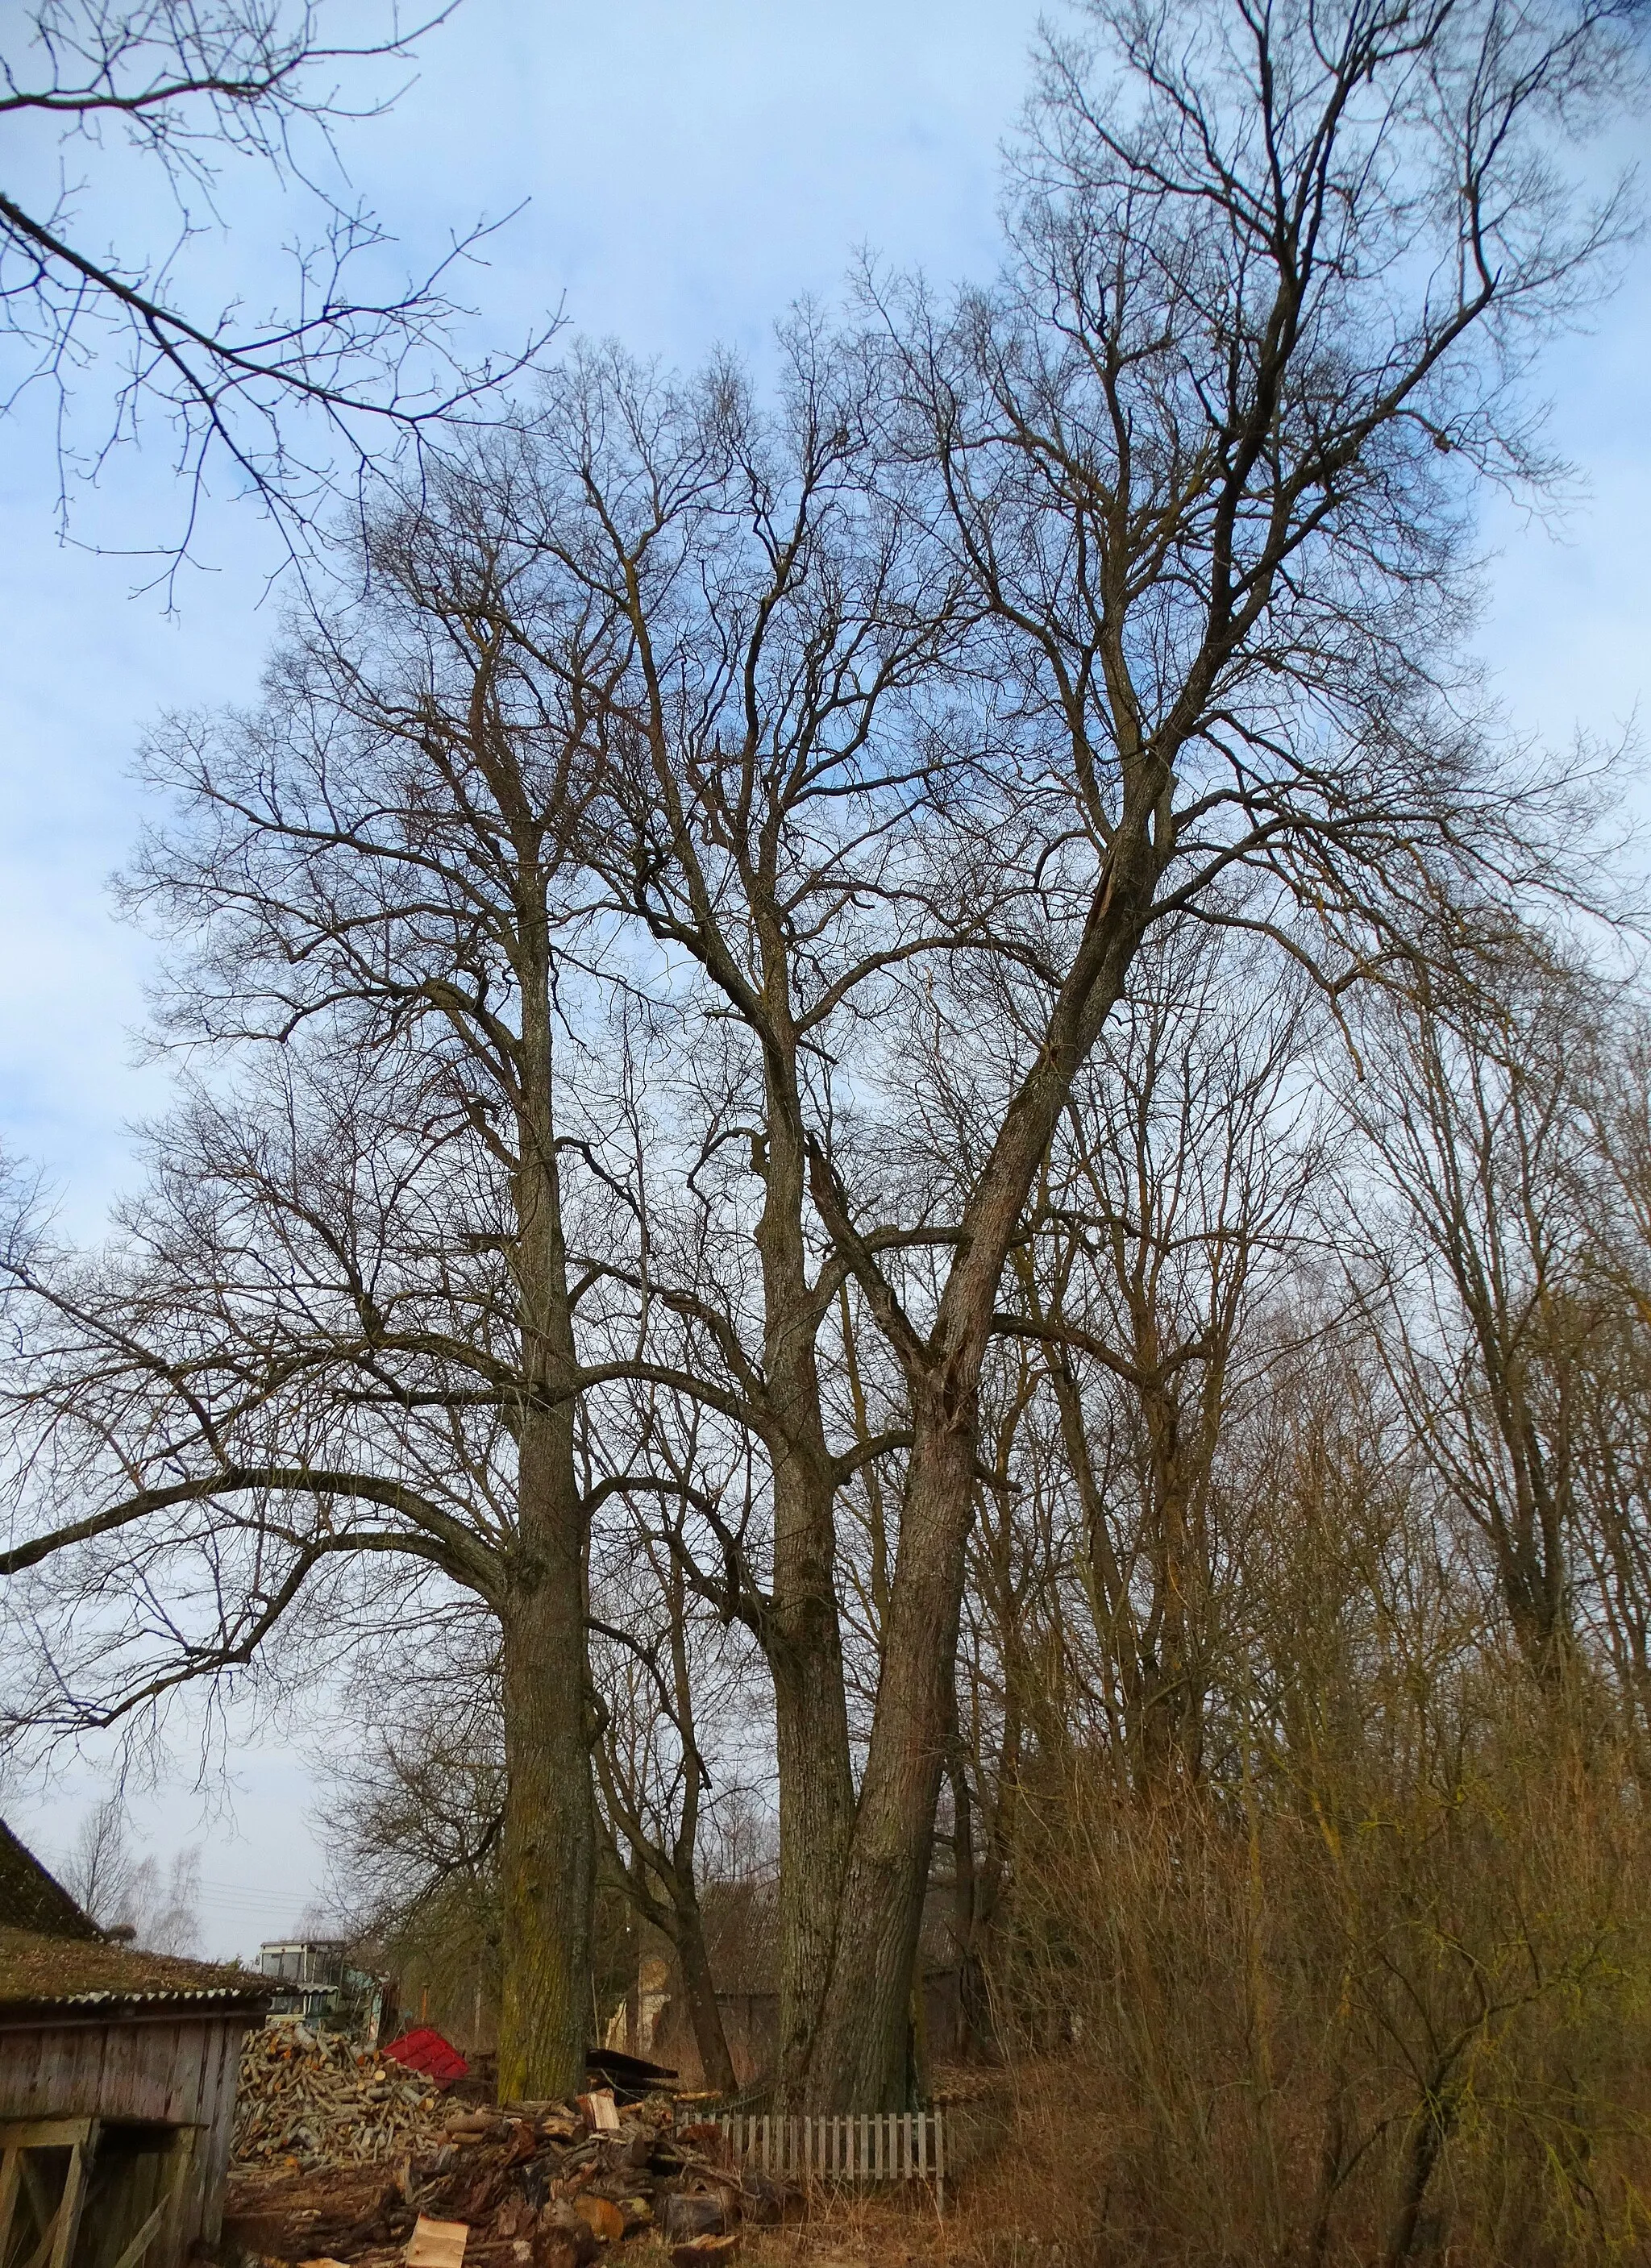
[2,0,1649,2246]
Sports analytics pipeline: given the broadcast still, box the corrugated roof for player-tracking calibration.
[0,1926,277,2016]
[0,1819,99,1942]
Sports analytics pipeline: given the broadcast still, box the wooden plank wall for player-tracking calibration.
[0,2011,255,2261]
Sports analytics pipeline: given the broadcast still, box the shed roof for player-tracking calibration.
[0,1818,99,1942]
[0,1926,276,2019]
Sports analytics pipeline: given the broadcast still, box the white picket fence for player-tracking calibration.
[713,2108,947,2204]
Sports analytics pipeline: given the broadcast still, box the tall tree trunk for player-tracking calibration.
[771,1609,855,2094]
[498,1541,593,2100]
[757,1080,857,2101]
[497,922,593,2101]
[805,872,1157,2108]
[807,1402,979,2108]
[673,1888,739,2096]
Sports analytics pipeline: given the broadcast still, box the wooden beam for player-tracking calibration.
[0,2121,96,2151]
[107,2189,173,2268]
[46,2122,97,2268]
[0,2147,21,2257]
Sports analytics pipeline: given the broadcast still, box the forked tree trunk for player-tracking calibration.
[804,878,1157,2107]
[806,1409,980,2108]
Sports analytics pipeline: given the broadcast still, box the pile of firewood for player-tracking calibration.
[231,2023,452,2170]
[251,2091,788,2266]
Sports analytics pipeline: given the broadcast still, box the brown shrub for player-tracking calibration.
[967,1669,1651,2267]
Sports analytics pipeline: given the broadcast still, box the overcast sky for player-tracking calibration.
[2,0,1646,1955]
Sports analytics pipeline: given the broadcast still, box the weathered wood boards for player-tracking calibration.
[713,2109,947,2208]
[0,2008,249,2262]
[0,2116,98,2268]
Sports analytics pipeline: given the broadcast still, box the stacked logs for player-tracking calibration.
[231,2023,451,2170]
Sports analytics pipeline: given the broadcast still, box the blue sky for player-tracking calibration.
[1,0,1645,1954]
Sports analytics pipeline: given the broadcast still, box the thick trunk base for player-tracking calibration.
[498,1578,594,2102]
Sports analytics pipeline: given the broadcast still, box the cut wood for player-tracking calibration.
[661,2193,726,2241]
[574,2194,626,2241]
[234,2024,448,2170]
[405,2216,469,2267]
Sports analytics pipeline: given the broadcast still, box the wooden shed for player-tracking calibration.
[0,1846,273,2268]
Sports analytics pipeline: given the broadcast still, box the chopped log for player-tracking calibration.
[669,2237,740,2268]
[232,2024,450,2170]
[661,2192,726,2241]
[405,2216,469,2267]
[574,2195,626,2241]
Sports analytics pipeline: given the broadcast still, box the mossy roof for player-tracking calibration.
[0,1925,276,2016]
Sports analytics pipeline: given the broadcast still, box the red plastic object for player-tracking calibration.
[382,2025,470,2084]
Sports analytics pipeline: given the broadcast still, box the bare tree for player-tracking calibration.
[0,459,644,2096]
[0,1,547,580]
[589,1515,753,2096]
[61,1793,202,1950]
[802,0,1640,2103]
[0,0,1641,2128]
[316,1614,507,2044]
[470,329,975,2101]
[1340,933,1618,1681]
[1001,921,1325,1792]
[61,1790,134,1925]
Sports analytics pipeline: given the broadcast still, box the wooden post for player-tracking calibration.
[47,2125,95,2268]
[0,2147,20,2258]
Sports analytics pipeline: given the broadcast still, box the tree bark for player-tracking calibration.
[498,1551,593,2100]
[674,1892,739,2096]
[806,864,1158,2107]
[497,898,594,2101]
[756,1072,857,2102]
[806,1405,978,2107]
